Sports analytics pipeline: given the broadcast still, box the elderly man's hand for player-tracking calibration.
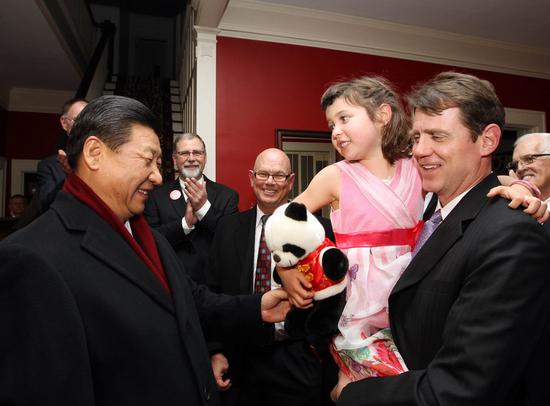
[184,200,198,227]
[210,353,231,391]
[260,288,291,323]
[184,178,208,211]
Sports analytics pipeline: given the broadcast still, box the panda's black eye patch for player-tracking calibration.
[282,243,306,258]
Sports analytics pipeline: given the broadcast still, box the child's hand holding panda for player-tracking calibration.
[264,202,349,343]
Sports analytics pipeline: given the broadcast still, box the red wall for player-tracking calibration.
[2,111,59,215]
[0,106,7,156]
[5,111,60,159]
[216,37,550,210]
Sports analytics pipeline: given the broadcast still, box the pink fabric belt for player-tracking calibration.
[335,221,424,249]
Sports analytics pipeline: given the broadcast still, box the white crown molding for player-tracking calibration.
[195,0,229,28]
[9,87,74,113]
[220,0,550,80]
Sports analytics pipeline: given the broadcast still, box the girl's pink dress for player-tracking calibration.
[329,158,424,380]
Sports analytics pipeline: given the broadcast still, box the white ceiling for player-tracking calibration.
[265,0,550,49]
[0,1,81,97]
[1,0,549,109]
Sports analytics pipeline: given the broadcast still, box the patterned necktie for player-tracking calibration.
[412,209,442,257]
[254,215,271,294]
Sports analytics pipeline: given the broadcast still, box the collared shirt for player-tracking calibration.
[437,185,477,220]
[252,207,280,289]
[178,176,211,234]
[254,206,285,336]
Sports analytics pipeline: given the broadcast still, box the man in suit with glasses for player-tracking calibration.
[509,132,550,205]
[144,133,239,283]
[206,148,338,406]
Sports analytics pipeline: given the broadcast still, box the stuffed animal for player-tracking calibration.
[264,202,349,342]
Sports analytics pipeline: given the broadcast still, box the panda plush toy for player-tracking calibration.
[264,202,349,343]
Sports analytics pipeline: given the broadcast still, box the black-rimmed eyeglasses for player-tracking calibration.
[253,171,291,182]
[506,154,550,171]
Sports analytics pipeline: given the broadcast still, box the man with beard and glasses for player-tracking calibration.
[145,133,239,283]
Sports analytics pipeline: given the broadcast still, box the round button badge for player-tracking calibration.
[169,190,182,200]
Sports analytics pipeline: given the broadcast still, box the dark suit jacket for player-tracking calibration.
[207,206,335,295]
[543,218,550,237]
[0,192,269,406]
[206,207,338,404]
[338,173,550,406]
[37,154,67,212]
[144,176,239,284]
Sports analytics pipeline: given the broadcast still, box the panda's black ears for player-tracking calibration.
[285,202,307,221]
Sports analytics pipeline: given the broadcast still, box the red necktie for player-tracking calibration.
[254,215,271,294]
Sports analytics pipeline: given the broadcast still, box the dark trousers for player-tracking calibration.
[232,340,337,406]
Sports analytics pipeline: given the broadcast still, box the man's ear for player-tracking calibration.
[287,173,296,189]
[60,116,69,132]
[248,170,255,187]
[480,123,501,157]
[81,136,104,171]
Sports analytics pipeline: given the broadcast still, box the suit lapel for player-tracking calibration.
[205,177,225,213]
[81,225,175,312]
[55,193,174,313]
[239,208,257,293]
[155,233,189,324]
[392,174,498,295]
[167,179,186,217]
[204,176,217,203]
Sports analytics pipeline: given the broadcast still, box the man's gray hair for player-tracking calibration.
[173,133,206,152]
[514,132,550,154]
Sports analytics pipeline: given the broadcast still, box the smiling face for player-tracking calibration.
[412,107,497,206]
[513,136,550,200]
[325,97,384,162]
[249,148,295,214]
[173,137,206,180]
[94,124,162,221]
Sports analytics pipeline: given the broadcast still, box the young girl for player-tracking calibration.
[279,75,545,389]
[288,76,421,383]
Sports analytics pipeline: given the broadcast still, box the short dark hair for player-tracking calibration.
[406,71,505,142]
[320,76,411,164]
[61,97,88,116]
[66,95,162,169]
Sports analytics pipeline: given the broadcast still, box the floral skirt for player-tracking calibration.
[330,328,408,381]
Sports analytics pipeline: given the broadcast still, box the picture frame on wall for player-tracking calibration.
[10,159,39,198]
[275,129,337,218]
[0,157,6,216]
